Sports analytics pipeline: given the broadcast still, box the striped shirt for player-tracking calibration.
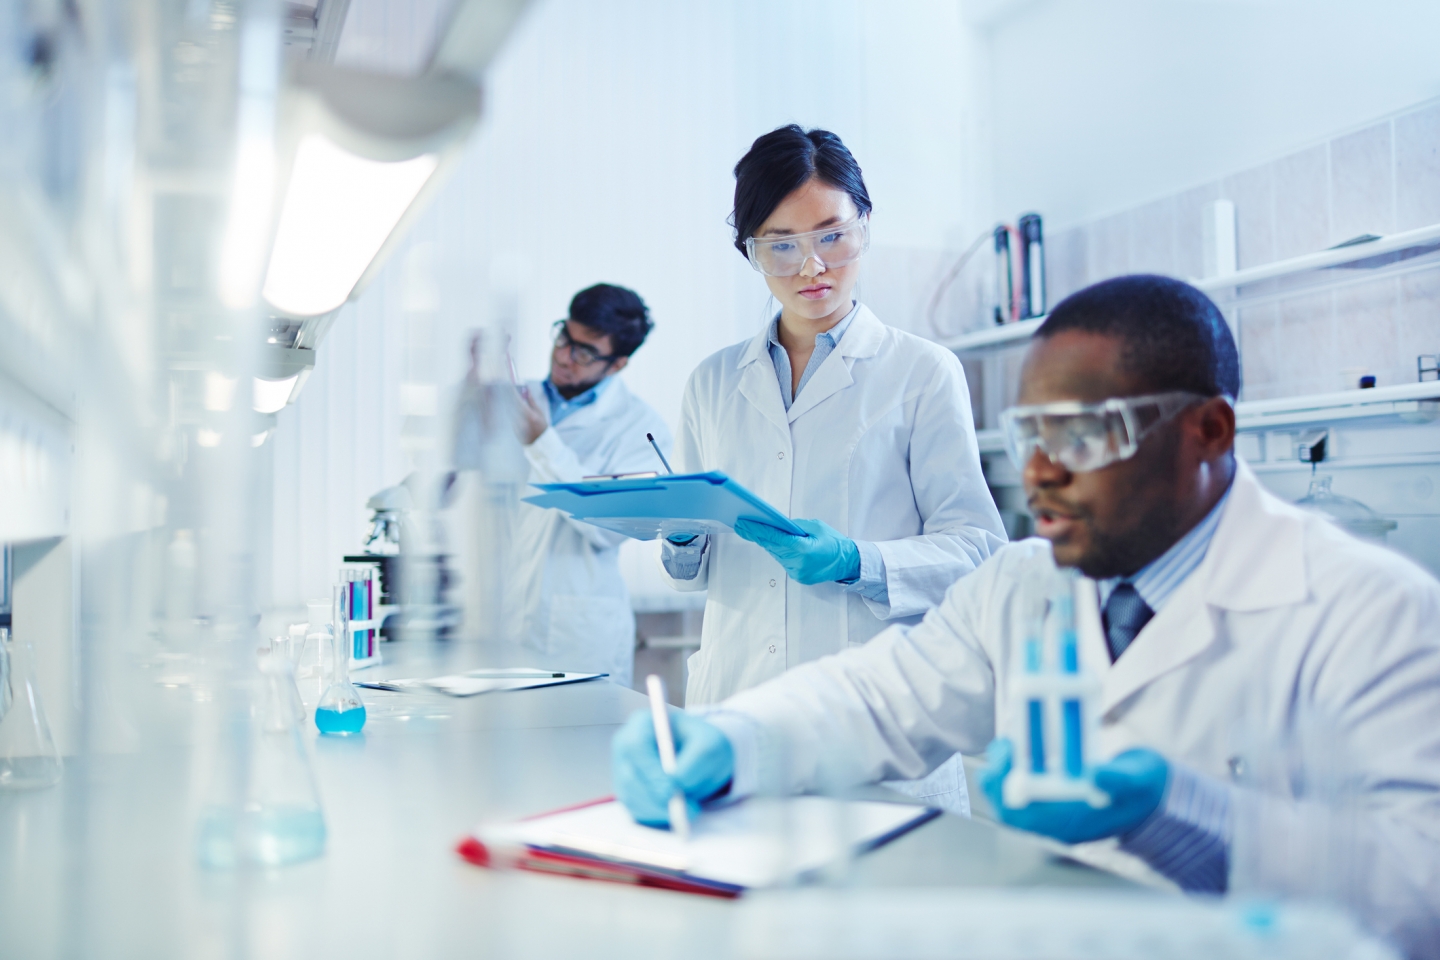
[1099,482,1235,894]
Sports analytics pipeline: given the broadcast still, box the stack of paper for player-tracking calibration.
[459,796,938,897]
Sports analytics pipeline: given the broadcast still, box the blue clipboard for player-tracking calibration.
[522,471,807,541]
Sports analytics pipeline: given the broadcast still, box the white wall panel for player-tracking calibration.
[268,0,989,609]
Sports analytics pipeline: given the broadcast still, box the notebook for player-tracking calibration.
[522,471,807,540]
[357,668,606,697]
[458,795,939,897]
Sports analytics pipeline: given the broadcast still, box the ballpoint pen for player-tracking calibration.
[645,674,690,840]
[646,433,674,475]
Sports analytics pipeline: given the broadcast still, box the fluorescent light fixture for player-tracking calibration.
[204,372,237,412]
[262,135,438,317]
[253,374,300,414]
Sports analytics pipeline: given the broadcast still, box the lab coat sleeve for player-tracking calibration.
[864,355,1008,620]
[523,393,675,553]
[714,544,1026,797]
[1218,572,1440,958]
[523,428,630,551]
[655,373,711,591]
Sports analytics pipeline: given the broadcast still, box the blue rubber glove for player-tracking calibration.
[733,518,861,585]
[612,707,735,828]
[979,738,1169,844]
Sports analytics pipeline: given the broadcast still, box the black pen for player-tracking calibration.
[646,433,674,475]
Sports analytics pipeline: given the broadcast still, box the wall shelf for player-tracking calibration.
[942,220,1440,355]
[1193,220,1440,304]
[940,316,1046,355]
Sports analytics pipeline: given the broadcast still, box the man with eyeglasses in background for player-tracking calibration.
[460,283,671,687]
[611,274,1440,957]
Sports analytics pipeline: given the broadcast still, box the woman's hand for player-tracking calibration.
[734,518,861,584]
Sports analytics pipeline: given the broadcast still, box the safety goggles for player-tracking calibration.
[552,320,620,366]
[998,391,1210,473]
[744,217,870,277]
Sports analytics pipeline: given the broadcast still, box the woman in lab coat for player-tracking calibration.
[662,125,1006,724]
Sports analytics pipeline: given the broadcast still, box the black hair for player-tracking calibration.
[1036,275,1241,398]
[730,124,872,257]
[568,283,653,358]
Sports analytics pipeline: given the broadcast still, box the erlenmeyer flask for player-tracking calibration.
[0,626,63,790]
[315,582,366,735]
[197,656,327,867]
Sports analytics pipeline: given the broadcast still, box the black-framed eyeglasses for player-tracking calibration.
[552,319,620,366]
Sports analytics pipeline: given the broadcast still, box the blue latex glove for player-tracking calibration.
[734,518,860,585]
[979,738,1169,844]
[612,708,735,828]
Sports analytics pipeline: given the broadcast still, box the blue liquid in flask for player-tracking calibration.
[315,704,366,735]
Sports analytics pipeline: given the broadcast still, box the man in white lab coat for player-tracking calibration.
[612,275,1440,957]
[460,284,671,686]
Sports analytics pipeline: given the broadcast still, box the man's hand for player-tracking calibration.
[734,518,860,584]
[612,708,735,827]
[979,738,1168,844]
[515,386,547,446]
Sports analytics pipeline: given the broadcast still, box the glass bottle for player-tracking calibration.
[0,626,63,790]
[315,582,366,735]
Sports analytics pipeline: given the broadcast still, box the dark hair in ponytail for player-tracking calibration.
[730,125,872,257]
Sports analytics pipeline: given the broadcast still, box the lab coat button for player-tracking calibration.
[769,579,777,587]
[777,451,785,459]
[768,644,777,654]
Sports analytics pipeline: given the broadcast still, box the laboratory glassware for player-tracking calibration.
[315,582,367,735]
[1003,575,1106,808]
[0,626,63,789]
[1294,475,1397,543]
[197,656,327,867]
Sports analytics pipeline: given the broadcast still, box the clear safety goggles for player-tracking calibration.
[998,391,1210,473]
[744,217,870,277]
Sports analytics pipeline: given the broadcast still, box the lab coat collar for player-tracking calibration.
[1099,458,1308,715]
[541,372,631,432]
[737,305,885,425]
[734,302,884,371]
[736,332,791,434]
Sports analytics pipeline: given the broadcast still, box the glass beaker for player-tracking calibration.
[197,656,328,868]
[0,626,63,790]
[315,582,366,735]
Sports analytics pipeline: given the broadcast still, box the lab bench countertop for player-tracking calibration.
[0,640,1135,959]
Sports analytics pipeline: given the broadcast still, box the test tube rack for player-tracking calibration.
[1003,578,1109,808]
[340,565,383,670]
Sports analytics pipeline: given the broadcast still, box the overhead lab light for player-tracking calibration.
[263,137,437,316]
[260,63,480,320]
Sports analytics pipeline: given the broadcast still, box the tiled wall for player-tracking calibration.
[944,96,1440,419]
[1051,100,1440,403]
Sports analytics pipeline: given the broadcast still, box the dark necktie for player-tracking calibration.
[1103,582,1154,662]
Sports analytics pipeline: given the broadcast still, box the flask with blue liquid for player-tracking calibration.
[315,581,367,735]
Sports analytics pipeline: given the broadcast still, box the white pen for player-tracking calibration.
[645,674,690,840]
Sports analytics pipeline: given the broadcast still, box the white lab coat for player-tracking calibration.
[507,377,672,687]
[716,460,1440,957]
[662,304,1007,706]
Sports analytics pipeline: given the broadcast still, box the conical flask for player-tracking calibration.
[0,626,63,790]
[315,582,366,735]
[197,656,327,867]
